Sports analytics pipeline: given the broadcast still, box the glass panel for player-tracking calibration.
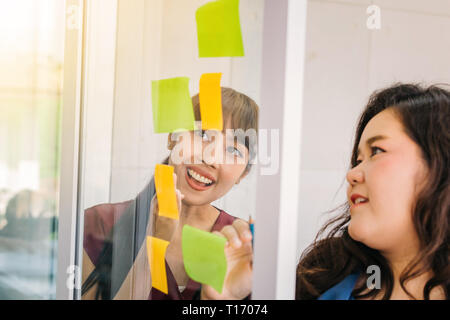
[0,0,65,299]
[80,0,264,299]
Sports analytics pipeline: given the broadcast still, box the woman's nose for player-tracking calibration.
[202,158,217,169]
[346,165,364,185]
[202,141,220,168]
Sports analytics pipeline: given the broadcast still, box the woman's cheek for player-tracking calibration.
[367,156,403,209]
[213,177,235,198]
[361,159,418,250]
[214,168,244,197]
[370,155,398,176]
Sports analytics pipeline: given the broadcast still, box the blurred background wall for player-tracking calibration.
[0,0,65,299]
[297,0,450,260]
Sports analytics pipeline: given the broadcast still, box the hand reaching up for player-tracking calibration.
[147,173,184,242]
[201,219,253,300]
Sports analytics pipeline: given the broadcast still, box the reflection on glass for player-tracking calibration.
[0,0,65,299]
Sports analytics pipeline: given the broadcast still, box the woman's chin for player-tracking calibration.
[180,193,213,207]
[348,221,366,243]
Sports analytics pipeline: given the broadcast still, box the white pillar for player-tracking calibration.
[253,0,307,300]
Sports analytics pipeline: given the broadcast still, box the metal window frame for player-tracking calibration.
[57,0,119,300]
[56,0,86,300]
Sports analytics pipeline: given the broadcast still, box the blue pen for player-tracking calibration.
[249,215,254,247]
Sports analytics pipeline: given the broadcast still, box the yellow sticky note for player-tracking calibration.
[147,236,170,294]
[154,164,179,220]
[199,73,223,131]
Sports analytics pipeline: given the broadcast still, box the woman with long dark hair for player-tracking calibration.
[296,83,449,300]
[201,83,449,300]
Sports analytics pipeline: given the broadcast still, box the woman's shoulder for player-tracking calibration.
[84,200,134,233]
[211,207,237,232]
[85,178,153,230]
[317,272,360,300]
[296,236,358,299]
[83,199,134,265]
[298,237,346,269]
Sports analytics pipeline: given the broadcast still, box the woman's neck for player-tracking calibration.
[179,203,220,231]
[165,203,220,287]
[377,249,445,300]
[168,203,220,253]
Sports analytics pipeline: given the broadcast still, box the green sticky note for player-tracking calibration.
[182,225,227,293]
[152,77,196,133]
[196,0,244,57]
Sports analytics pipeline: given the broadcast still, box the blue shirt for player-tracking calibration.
[318,273,360,300]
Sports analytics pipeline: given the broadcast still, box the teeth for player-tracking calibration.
[188,169,212,184]
[355,198,367,204]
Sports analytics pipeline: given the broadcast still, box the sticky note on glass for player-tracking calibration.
[182,225,227,293]
[147,236,170,294]
[199,73,223,131]
[196,0,244,57]
[152,77,196,133]
[154,164,179,220]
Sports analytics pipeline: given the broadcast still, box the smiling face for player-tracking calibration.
[346,108,428,255]
[168,119,250,206]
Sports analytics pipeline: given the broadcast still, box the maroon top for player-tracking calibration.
[83,200,133,266]
[84,201,235,300]
[149,210,235,300]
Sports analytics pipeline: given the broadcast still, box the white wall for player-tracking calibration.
[297,0,450,260]
[107,0,264,220]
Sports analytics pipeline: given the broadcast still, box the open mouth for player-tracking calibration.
[350,194,369,209]
[352,200,369,209]
[185,167,215,191]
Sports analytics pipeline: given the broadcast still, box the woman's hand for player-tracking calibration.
[201,219,253,300]
[147,173,184,242]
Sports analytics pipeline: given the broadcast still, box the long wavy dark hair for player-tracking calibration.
[296,83,450,300]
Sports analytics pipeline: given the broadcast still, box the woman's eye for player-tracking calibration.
[196,130,211,141]
[353,147,384,166]
[370,146,385,157]
[227,146,243,158]
[202,132,210,141]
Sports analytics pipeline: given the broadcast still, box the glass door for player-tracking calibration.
[0,0,67,299]
[0,0,85,300]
